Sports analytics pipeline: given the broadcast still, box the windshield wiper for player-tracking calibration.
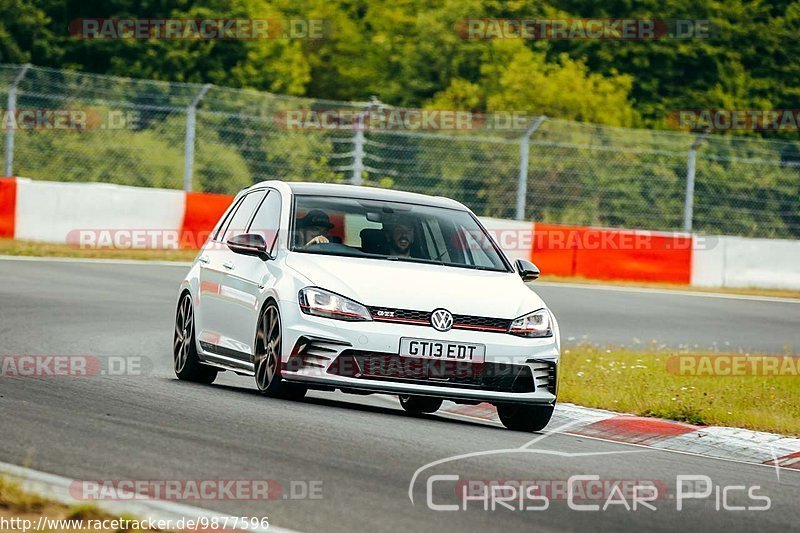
[463,264,505,272]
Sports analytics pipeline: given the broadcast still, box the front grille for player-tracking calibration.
[328,351,535,393]
[368,306,512,333]
[453,314,512,332]
[369,307,430,325]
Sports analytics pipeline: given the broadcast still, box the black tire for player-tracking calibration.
[254,302,307,400]
[496,404,554,432]
[173,292,217,384]
[399,395,443,415]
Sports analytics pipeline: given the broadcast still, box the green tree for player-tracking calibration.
[429,41,638,126]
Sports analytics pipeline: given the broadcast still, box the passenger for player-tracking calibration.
[296,209,334,248]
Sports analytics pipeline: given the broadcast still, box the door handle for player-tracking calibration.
[222,261,235,270]
[198,256,210,264]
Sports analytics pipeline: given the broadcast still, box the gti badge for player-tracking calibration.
[430,308,454,332]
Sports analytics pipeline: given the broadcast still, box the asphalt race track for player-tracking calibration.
[532,282,800,354]
[1,258,799,532]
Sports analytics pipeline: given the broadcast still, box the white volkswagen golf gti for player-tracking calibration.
[174,181,560,431]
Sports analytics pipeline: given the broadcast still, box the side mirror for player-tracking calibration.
[515,259,540,282]
[227,233,271,260]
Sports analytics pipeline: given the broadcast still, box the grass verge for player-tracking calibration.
[0,239,197,262]
[0,475,171,532]
[559,345,800,436]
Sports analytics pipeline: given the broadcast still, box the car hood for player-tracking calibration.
[285,252,546,318]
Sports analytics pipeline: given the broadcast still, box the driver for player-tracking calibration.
[384,215,415,257]
[296,209,334,248]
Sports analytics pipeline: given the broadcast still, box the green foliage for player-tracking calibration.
[11,106,253,194]
[7,0,799,129]
[429,41,638,126]
[13,127,185,189]
[195,135,253,193]
[0,0,51,63]
[262,131,341,183]
[2,1,798,237]
[154,112,253,192]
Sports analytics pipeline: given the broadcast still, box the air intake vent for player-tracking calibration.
[528,359,557,394]
[286,337,349,372]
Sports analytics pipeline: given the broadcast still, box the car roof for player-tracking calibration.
[248,180,468,211]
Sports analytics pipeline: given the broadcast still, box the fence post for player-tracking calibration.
[351,97,383,185]
[4,64,31,177]
[516,115,546,221]
[183,84,211,192]
[683,132,708,232]
[352,123,365,186]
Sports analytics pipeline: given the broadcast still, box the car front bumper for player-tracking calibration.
[278,299,559,406]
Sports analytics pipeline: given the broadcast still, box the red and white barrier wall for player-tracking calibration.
[691,235,800,290]
[528,223,694,284]
[1,177,798,290]
[15,178,186,245]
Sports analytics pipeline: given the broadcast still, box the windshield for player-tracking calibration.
[290,195,510,272]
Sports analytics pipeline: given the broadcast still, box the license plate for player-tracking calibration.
[399,338,486,363]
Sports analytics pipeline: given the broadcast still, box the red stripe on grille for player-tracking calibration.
[452,323,509,332]
[372,316,430,325]
[373,316,508,333]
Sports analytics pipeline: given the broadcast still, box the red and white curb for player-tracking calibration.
[438,401,800,470]
[0,461,297,533]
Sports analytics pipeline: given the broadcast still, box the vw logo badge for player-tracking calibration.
[430,308,454,332]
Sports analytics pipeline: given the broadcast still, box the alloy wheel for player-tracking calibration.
[174,293,193,374]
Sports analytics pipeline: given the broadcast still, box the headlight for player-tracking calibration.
[298,287,372,322]
[508,308,553,337]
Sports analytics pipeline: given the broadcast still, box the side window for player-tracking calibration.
[219,191,265,242]
[248,190,282,253]
[212,196,243,242]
